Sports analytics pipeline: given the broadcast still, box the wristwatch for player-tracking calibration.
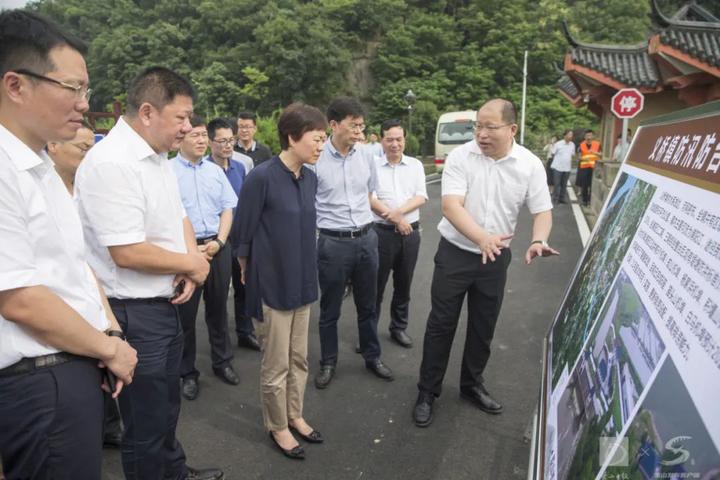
[531,239,549,248]
[106,329,126,341]
[213,238,225,250]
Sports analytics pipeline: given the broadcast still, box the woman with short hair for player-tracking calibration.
[232,103,328,460]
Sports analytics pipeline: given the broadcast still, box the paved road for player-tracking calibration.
[103,181,584,480]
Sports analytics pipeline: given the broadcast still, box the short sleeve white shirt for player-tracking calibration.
[372,154,428,224]
[550,140,575,172]
[0,124,109,368]
[75,117,187,299]
[437,140,552,254]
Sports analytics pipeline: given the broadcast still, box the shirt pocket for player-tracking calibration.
[199,174,225,215]
[501,181,527,213]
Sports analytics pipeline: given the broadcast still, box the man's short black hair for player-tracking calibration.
[326,96,365,123]
[207,118,234,141]
[126,66,194,116]
[189,115,205,129]
[277,102,327,151]
[0,10,87,76]
[585,130,594,135]
[237,112,257,125]
[380,119,404,138]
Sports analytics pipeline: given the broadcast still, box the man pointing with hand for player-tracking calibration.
[413,98,558,427]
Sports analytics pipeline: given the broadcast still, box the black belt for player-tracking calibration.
[0,352,82,378]
[319,224,372,239]
[196,235,218,245]
[373,221,420,232]
[108,297,171,305]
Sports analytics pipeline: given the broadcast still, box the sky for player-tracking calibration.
[0,0,29,10]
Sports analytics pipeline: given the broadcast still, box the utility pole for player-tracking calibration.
[520,50,528,145]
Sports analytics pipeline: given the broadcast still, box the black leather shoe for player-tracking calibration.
[289,425,324,444]
[186,466,225,479]
[390,330,413,348]
[213,365,240,385]
[182,377,199,401]
[237,334,261,351]
[314,365,335,389]
[269,432,305,460]
[365,359,394,381]
[413,391,435,427]
[103,431,122,449]
[460,384,504,414]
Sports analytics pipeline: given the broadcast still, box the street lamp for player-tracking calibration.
[404,89,416,137]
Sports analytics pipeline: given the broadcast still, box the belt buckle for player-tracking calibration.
[35,355,51,368]
[350,230,359,239]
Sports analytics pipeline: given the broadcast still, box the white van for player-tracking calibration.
[434,110,476,172]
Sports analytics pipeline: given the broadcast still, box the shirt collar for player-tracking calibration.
[176,152,204,167]
[470,139,519,163]
[237,140,256,152]
[0,122,45,172]
[326,137,356,159]
[206,155,236,171]
[381,154,409,167]
[114,116,164,162]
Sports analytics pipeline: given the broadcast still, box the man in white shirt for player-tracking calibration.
[550,129,575,204]
[413,99,559,428]
[75,67,222,480]
[0,10,137,478]
[370,120,427,348]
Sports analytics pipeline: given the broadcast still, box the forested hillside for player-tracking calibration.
[30,0,716,153]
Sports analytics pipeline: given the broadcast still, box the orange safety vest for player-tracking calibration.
[578,140,601,169]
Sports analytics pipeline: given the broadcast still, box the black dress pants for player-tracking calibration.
[374,224,421,332]
[179,245,234,379]
[418,238,511,397]
[0,357,103,480]
[109,298,187,480]
[231,255,255,338]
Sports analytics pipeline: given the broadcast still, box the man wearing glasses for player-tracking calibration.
[208,118,262,353]
[313,96,394,389]
[234,111,272,167]
[413,98,559,427]
[0,10,137,478]
[173,116,240,401]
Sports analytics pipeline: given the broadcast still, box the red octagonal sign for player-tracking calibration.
[611,88,645,119]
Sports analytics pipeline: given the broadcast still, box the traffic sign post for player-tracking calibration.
[611,88,645,160]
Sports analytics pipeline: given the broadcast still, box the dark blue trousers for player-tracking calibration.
[0,357,103,479]
[317,229,381,366]
[109,298,187,480]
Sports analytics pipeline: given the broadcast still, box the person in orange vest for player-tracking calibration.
[575,130,601,206]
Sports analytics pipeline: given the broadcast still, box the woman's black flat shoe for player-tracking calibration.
[269,431,305,459]
[290,425,324,444]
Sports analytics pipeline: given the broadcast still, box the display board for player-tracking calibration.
[538,101,720,480]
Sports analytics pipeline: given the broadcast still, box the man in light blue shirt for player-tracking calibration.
[314,96,394,389]
[171,115,239,400]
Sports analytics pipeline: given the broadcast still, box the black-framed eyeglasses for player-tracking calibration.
[212,138,234,146]
[13,69,92,102]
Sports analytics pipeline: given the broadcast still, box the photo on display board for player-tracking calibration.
[550,173,657,389]
[602,359,720,480]
[554,270,666,480]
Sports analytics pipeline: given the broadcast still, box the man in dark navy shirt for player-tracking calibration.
[208,118,261,352]
[234,112,272,167]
